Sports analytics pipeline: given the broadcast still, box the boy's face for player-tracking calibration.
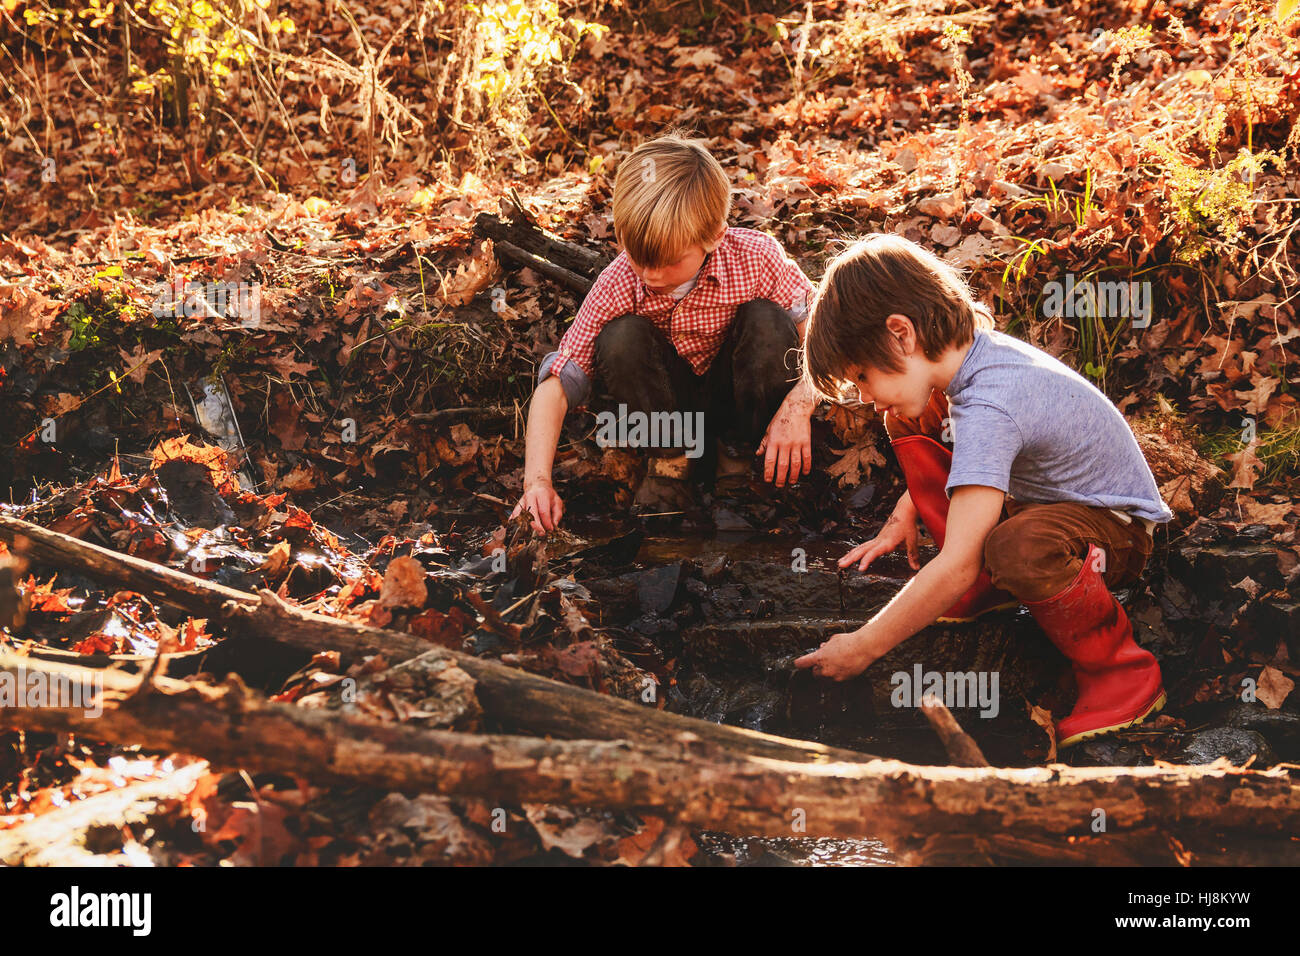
[625,226,726,295]
[845,315,935,420]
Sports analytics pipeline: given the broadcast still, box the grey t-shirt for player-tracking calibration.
[944,328,1173,526]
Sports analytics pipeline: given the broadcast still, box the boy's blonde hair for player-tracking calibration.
[801,234,995,402]
[612,132,730,269]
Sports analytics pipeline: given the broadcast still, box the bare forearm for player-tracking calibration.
[857,554,979,651]
[788,317,815,409]
[784,375,816,410]
[523,377,568,487]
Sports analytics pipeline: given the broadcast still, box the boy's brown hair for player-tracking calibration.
[612,132,730,269]
[801,234,995,401]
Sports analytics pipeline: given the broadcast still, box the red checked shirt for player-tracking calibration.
[540,227,814,406]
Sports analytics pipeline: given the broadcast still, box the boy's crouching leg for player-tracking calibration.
[985,516,1166,748]
[593,315,699,512]
[890,435,1017,622]
[593,313,690,417]
[725,299,800,450]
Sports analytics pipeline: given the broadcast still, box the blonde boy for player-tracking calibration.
[512,134,816,529]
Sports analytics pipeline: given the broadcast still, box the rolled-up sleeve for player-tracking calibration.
[535,257,636,411]
[756,238,814,323]
[538,350,593,408]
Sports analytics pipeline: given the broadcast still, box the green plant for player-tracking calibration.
[452,0,607,165]
[1105,24,1169,86]
[1147,143,1283,262]
[938,21,973,127]
[775,0,992,97]
[62,302,104,351]
[1070,268,1133,385]
[210,336,256,379]
[133,0,291,96]
[1199,414,1300,489]
[1015,170,1101,228]
[1000,236,1049,286]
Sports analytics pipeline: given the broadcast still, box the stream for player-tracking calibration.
[567,526,1068,866]
[539,514,1297,865]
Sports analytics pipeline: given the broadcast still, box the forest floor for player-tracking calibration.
[0,0,1298,864]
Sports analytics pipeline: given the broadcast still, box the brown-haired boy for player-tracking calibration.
[511,133,816,530]
[794,234,1172,748]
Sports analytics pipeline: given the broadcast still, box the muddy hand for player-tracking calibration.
[512,481,563,534]
[794,631,878,681]
[756,403,812,487]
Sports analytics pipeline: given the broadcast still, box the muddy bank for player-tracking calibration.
[3,453,1298,866]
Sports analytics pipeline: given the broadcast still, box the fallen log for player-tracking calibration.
[3,654,1299,859]
[221,590,878,764]
[406,406,512,428]
[490,240,594,296]
[0,514,254,618]
[0,760,209,866]
[472,197,610,295]
[0,514,876,765]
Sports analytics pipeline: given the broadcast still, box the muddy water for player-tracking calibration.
[694,834,896,866]
[587,530,1056,866]
[614,531,1053,755]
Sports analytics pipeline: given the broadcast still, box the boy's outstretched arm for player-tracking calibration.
[794,484,1006,680]
[511,376,568,533]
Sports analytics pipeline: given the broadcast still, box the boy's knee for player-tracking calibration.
[983,518,1076,600]
[733,298,797,345]
[731,299,799,382]
[594,313,656,365]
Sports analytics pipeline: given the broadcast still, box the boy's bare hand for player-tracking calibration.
[838,492,922,572]
[512,480,563,534]
[757,394,814,487]
[794,628,881,681]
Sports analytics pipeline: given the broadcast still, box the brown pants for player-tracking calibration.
[883,389,1153,602]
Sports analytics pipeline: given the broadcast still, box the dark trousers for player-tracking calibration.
[591,298,800,469]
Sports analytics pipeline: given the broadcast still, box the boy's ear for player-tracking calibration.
[885,313,917,354]
[702,223,727,253]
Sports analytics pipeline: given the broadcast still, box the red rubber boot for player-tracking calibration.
[1025,544,1166,748]
[891,434,1019,622]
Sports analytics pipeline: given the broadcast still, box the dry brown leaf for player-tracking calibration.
[380,555,427,609]
[1224,441,1263,490]
[149,436,239,496]
[1027,702,1057,762]
[615,815,697,866]
[826,441,887,487]
[1257,665,1294,710]
[438,240,499,307]
[1238,499,1294,526]
[277,462,318,493]
[257,540,291,578]
[1234,376,1280,415]
[523,804,614,859]
[0,285,59,345]
[119,344,165,384]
